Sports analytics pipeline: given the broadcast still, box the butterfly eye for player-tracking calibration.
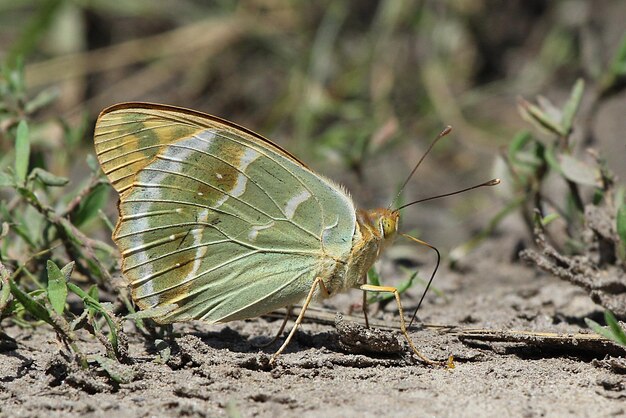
[380,217,396,238]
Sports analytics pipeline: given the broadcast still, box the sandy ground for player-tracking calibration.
[1,234,625,418]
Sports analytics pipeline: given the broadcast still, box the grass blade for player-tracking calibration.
[604,310,626,346]
[561,78,584,134]
[67,282,119,355]
[9,278,53,326]
[617,203,626,245]
[14,120,30,184]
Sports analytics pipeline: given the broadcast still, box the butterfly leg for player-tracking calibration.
[254,305,293,348]
[270,277,328,364]
[361,275,370,329]
[360,283,441,366]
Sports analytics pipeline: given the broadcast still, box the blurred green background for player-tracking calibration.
[2,0,626,367]
[1,0,625,249]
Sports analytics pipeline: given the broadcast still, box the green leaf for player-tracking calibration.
[518,99,565,137]
[559,155,601,187]
[367,267,381,286]
[368,270,420,304]
[29,168,69,187]
[615,62,626,75]
[585,311,626,347]
[0,262,11,313]
[396,270,419,296]
[507,131,532,163]
[605,310,626,346]
[585,317,614,340]
[46,260,70,315]
[617,203,626,245]
[67,282,96,308]
[592,188,605,205]
[609,32,626,76]
[86,154,100,172]
[0,203,36,247]
[541,213,560,226]
[14,120,30,184]
[24,87,59,114]
[98,209,115,232]
[88,284,99,301]
[4,57,25,97]
[542,143,560,174]
[9,278,53,325]
[72,183,109,227]
[59,262,74,282]
[561,78,584,134]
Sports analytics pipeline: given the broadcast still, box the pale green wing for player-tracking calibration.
[94,103,356,323]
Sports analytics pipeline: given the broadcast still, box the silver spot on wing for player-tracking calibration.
[284,190,311,220]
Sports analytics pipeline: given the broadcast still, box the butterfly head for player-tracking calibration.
[357,208,400,248]
[379,209,400,240]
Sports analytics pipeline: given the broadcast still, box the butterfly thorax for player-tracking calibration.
[332,208,399,293]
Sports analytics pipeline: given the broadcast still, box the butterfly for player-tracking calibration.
[94,103,498,364]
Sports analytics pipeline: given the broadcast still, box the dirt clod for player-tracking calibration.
[335,313,404,354]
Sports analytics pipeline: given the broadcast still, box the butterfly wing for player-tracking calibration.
[95,103,356,323]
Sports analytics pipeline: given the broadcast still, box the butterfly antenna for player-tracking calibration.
[388,126,452,210]
[397,178,501,327]
[401,234,440,328]
[395,178,500,211]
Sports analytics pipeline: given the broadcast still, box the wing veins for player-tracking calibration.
[208,130,324,216]
[134,249,261,299]
[163,141,321,239]
[95,121,183,146]
[204,266,313,322]
[142,164,278,223]
[124,238,231,271]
